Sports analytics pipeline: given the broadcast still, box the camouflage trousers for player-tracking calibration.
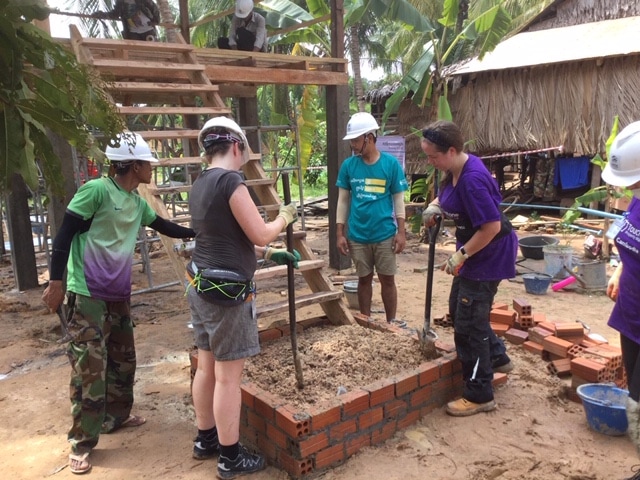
[65,293,136,454]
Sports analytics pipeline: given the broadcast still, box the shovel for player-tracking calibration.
[281,173,304,389]
[418,215,442,359]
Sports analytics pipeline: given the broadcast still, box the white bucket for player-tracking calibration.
[543,245,574,279]
[343,281,359,310]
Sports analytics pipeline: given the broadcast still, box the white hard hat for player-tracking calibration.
[199,116,250,164]
[235,0,254,19]
[602,121,640,187]
[343,112,379,140]
[105,132,157,162]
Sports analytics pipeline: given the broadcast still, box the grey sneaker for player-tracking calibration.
[193,431,219,460]
[493,360,514,374]
[217,444,265,479]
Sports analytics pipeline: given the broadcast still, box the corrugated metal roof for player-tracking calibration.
[450,16,640,75]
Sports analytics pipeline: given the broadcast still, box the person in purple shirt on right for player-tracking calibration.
[601,121,640,467]
[421,120,517,417]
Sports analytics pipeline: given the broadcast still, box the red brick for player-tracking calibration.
[358,407,383,430]
[275,405,311,438]
[547,358,572,377]
[329,418,357,441]
[364,378,395,406]
[247,409,266,433]
[490,309,516,326]
[397,409,420,430]
[341,389,370,418]
[533,312,546,324]
[297,431,329,457]
[315,444,346,469]
[491,322,509,337]
[265,422,288,449]
[492,302,509,311]
[371,420,397,445]
[256,434,277,459]
[512,298,532,317]
[522,340,544,355]
[542,335,573,358]
[395,370,419,396]
[240,382,259,410]
[254,389,280,423]
[417,363,440,386]
[279,450,314,478]
[409,385,433,408]
[538,321,557,333]
[346,432,371,456]
[570,357,607,382]
[383,399,408,420]
[309,404,340,431]
[528,325,554,344]
[434,340,456,353]
[504,328,529,345]
[258,328,282,343]
[492,372,508,386]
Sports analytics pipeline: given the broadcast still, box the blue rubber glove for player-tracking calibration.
[265,247,301,268]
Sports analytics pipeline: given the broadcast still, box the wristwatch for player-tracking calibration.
[460,246,469,259]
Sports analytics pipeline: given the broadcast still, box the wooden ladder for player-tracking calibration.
[68,26,352,327]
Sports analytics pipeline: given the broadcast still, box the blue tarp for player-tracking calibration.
[554,156,590,189]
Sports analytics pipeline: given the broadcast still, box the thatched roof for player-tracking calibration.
[364,82,400,104]
[450,16,640,74]
[444,16,640,156]
[524,0,640,32]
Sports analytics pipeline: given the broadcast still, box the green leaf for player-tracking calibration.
[437,95,452,121]
[605,115,620,160]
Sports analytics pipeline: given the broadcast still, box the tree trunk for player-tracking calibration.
[349,24,365,112]
[157,0,178,43]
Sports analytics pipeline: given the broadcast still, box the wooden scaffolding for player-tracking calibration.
[66,26,353,327]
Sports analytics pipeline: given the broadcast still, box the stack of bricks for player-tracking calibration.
[487,297,626,402]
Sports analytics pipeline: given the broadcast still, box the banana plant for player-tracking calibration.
[382,0,511,127]
[0,0,124,194]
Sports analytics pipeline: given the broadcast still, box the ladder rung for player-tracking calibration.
[118,106,230,115]
[80,37,195,53]
[256,290,344,319]
[111,82,219,93]
[148,184,191,195]
[138,130,200,140]
[254,259,325,281]
[91,59,204,79]
[245,178,275,187]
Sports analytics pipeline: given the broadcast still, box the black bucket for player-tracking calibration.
[518,235,559,260]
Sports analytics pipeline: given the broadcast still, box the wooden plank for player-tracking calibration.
[90,59,204,79]
[254,260,325,281]
[137,129,200,140]
[78,37,195,53]
[204,65,349,86]
[157,157,204,167]
[110,82,220,93]
[256,291,344,318]
[118,106,230,115]
[245,178,275,187]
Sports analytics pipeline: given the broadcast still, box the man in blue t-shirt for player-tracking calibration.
[336,112,408,325]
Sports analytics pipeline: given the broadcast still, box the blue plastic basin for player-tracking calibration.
[576,383,629,436]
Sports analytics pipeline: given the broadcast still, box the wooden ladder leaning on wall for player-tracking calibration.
[67,25,353,328]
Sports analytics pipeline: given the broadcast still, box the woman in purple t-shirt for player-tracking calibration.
[601,121,640,457]
[421,120,518,417]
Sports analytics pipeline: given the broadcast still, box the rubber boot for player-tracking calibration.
[627,396,640,455]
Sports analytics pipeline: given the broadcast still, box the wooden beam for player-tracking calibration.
[204,65,348,86]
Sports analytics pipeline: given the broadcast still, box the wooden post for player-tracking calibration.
[327,0,351,270]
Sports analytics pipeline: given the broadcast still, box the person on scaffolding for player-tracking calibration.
[97,0,161,41]
[217,0,268,52]
[41,133,195,474]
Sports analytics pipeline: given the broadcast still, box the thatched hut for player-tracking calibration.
[367,0,640,201]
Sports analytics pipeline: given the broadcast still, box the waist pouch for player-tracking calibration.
[187,262,254,306]
[455,211,513,245]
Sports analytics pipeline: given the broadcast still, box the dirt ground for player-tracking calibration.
[1,220,639,480]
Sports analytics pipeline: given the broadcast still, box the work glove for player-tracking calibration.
[444,249,466,276]
[265,247,301,268]
[422,203,443,227]
[276,203,298,229]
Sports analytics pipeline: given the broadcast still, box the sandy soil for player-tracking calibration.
[0,222,638,480]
